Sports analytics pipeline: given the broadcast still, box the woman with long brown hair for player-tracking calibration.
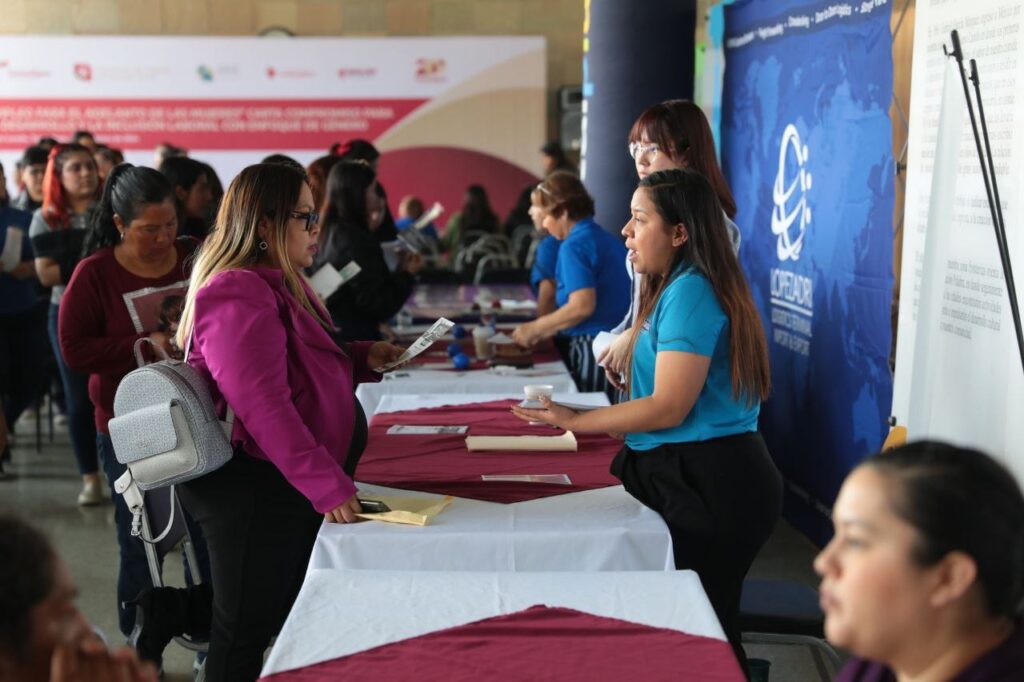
[175,163,403,680]
[600,99,742,391]
[513,168,782,670]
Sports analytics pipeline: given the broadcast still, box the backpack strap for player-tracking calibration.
[113,470,177,545]
[133,337,171,368]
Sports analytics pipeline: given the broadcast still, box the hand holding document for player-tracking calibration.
[412,202,443,230]
[373,317,455,372]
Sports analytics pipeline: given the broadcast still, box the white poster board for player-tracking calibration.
[892,0,1024,483]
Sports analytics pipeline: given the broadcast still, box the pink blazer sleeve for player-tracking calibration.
[193,270,357,512]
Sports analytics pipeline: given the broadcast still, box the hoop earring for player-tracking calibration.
[258,240,268,251]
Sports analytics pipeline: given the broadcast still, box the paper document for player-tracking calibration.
[499,299,537,311]
[387,425,468,435]
[591,331,618,368]
[413,202,443,230]
[355,495,454,526]
[465,430,577,452]
[374,317,455,372]
[1,227,24,272]
[309,261,361,300]
[518,399,603,412]
[480,474,572,485]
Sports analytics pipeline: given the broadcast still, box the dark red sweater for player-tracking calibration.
[59,241,194,433]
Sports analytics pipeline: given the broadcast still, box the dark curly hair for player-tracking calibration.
[0,514,58,662]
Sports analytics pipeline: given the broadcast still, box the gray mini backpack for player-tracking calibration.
[109,337,233,542]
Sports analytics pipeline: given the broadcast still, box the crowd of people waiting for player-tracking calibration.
[1,101,1022,682]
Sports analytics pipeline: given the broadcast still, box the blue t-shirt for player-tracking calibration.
[530,234,561,293]
[554,217,630,336]
[395,216,439,242]
[0,207,36,316]
[625,264,759,450]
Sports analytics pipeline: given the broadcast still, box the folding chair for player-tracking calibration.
[739,579,842,682]
[136,486,209,681]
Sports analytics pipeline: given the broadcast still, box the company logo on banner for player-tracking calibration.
[722,0,894,543]
[74,63,93,82]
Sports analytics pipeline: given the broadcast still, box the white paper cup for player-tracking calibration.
[523,384,554,400]
[472,325,495,359]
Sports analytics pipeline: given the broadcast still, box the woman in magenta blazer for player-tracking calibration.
[175,163,403,681]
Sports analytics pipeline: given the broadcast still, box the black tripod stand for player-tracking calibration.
[944,29,1024,375]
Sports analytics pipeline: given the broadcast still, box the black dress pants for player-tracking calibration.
[179,403,366,682]
[611,432,783,673]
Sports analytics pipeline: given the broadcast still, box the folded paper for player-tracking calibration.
[465,430,577,452]
[355,495,454,526]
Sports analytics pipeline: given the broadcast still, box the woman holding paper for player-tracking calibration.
[512,168,782,670]
[175,163,404,680]
[312,161,422,342]
[511,172,630,394]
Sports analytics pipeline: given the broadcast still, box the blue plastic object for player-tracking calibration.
[452,324,467,339]
[452,353,471,370]
[447,342,462,358]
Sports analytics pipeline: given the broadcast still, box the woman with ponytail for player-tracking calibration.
[820,441,1024,681]
[59,164,210,663]
[27,143,101,506]
[513,168,782,671]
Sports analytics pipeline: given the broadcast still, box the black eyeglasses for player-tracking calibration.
[289,210,320,232]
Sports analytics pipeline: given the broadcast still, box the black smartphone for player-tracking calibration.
[358,498,391,514]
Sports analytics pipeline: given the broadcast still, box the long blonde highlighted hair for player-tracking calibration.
[176,163,329,349]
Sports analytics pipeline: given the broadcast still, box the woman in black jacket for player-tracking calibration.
[312,161,422,341]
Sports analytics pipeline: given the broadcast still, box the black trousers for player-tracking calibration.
[178,404,366,682]
[611,432,783,672]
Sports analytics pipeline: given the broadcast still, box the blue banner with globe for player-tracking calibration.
[721,0,894,542]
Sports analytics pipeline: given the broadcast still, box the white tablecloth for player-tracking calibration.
[262,569,723,677]
[310,482,671,572]
[356,361,578,418]
[373,391,610,414]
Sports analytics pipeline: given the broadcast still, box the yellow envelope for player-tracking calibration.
[465,430,578,452]
[355,495,454,526]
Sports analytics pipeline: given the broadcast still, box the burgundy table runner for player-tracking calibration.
[260,605,744,682]
[357,400,622,503]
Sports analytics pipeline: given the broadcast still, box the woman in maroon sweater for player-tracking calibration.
[818,441,1023,682]
[59,164,208,661]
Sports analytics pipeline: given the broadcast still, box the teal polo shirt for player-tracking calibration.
[625,264,759,450]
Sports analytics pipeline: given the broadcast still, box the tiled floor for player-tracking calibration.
[1,415,834,681]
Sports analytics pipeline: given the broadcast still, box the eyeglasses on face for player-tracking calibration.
[628,142,661,162]
[289,210,320,232]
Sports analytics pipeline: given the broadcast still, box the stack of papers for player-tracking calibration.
[465,430,577,452]
[355,495,454,526]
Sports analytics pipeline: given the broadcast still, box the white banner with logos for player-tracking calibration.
[892,0,1024,484]
[0,36,545,218]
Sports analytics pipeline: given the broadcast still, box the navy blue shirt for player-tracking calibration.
[626,264,759,450]
[530,234,561,293]
[0,206,36,316]
[554,217,630,336]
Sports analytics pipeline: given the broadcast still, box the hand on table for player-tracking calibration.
[324,495,364,524]
[510,396,580,431]
[597,332,630,391]
[366,342,406,372]
[511,322,543,349]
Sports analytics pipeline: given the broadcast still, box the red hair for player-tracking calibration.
[41,143,99,229]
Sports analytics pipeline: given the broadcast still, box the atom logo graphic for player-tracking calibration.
[772,124,812,262]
